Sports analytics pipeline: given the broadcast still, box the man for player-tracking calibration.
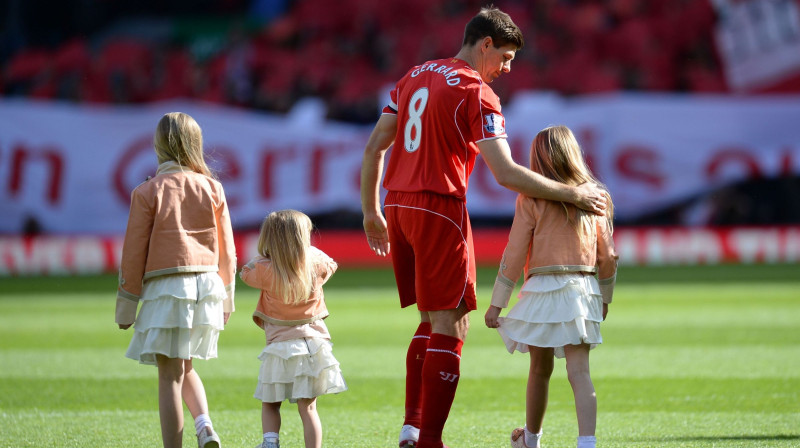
[360,7,607,448]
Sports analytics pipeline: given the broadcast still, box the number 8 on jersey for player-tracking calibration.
[404,88,429,153]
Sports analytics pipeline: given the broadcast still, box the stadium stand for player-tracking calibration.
[1,0,757,123]
[2,0,799,229]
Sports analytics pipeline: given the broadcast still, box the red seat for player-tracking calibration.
[5,48,51,82]
[53,38,91,75]
[578,64,622,94]
[98,39,152,73]
[150,47,195,100]
[684,65,728,93]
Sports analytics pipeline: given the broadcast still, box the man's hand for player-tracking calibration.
[363,213,390,257]
[484,305,502,328]
[574,182,607,216]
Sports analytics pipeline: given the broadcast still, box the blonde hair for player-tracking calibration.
[530,125,614,243]
[153,112,214,178]
[257,210,315,305]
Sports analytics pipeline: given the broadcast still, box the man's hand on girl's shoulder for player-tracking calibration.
[575,182,607,216]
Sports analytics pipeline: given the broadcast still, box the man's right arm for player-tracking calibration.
[477,137,607,214]
[360,113,398,256]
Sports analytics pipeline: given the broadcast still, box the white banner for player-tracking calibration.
[712,0,800,91]
[1,95,799,234]
[0,99,371,234]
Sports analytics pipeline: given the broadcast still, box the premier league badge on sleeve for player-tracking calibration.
[483,113,505,135]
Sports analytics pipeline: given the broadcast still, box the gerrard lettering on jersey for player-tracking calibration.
[410,60,462,86]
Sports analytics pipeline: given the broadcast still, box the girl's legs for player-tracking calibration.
[182,359,209,417]
[182,359,216,439]
[262,402,282,434]
[156,355,186,448]
[297,398,322,448]
[261,402,282,447]
[563,344,596,437]
[526,346,555,434]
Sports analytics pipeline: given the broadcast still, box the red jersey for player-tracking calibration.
[382,58,507,199]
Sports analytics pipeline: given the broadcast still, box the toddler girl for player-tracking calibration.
[240,210,347,448]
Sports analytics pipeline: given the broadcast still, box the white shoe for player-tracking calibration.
[198,426,220,448]
[511,427,539,448]
[257,437,280,448]
[399,424,419,447]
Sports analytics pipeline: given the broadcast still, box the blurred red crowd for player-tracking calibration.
[0,0,749,123]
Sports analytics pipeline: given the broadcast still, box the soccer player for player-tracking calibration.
[360,6,607,448]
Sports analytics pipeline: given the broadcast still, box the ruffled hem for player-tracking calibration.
[499,274,603,359]
[125,272,227,365]
[126,326,220,364]
[498,317,602,358]
[511,274,603,323]
[254,338,347,403]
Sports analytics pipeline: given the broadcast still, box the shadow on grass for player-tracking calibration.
[641,434,800,442]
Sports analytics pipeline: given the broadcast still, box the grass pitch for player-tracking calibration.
[0,263,798,447]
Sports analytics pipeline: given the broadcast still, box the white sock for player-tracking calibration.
[194,414,212,436]
[524,427,542,448]
[577,435,596,448]
[264,432,279,442]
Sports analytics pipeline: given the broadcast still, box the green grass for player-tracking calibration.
[1,263,799,447]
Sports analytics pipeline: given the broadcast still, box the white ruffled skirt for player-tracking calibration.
[125,272,227,365]
[254,337,347,403]
[497,274,603,359]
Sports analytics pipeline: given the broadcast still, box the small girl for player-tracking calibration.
[116,112,237,448]
[484,125,618,448]
[240,210,347,448]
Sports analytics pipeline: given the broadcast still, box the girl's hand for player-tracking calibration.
[223,312,231,325]
[484,306,502,328]
[602,303,609,320]
[118,323,132,330]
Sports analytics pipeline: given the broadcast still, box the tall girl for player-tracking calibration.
[484,125,618,448]
[240,210,347,448]
[116,112,236,448]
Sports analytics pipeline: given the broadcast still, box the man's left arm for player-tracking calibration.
[477,137,607,215]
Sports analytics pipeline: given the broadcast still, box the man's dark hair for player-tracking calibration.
[462,5,524,50]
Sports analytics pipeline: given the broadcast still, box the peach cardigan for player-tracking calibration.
[115,162,237,325]
[491,194,618,308]
[241,246,338,328]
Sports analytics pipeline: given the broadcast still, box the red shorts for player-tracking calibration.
[384,191,477,312]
